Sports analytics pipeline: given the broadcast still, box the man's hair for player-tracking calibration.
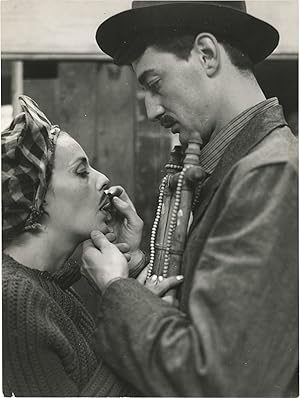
[125,31,254,73]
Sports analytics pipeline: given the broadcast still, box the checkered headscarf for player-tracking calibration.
[2,95,61,239]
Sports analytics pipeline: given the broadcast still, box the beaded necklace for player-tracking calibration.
[147,164,203,279]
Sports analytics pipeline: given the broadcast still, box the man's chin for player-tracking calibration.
[179,130,206,148]
[178,133,189,147]
[178,139,188,152]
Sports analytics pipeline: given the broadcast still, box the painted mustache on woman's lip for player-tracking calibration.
[160,114,177,129]
[98,192,113,211]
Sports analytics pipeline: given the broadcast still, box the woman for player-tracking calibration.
[2,96,181,397]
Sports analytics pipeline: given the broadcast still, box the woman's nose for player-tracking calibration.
[144,92,164,121]
[95,171,110,191]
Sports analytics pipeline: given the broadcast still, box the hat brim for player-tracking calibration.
[96,2,279,65]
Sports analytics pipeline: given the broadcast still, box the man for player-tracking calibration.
[82,1,298,396]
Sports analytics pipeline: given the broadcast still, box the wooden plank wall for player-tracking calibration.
[135,88,171,252]
[24,62,136,195]
[95,63,135,197]
[59,63,98,168]
[23,79,59,124]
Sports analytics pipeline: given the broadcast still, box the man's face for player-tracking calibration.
[132,46,215,145]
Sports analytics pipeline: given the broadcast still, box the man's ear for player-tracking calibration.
[193,33,220,76]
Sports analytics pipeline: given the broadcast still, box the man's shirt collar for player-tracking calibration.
[199,97,279,175]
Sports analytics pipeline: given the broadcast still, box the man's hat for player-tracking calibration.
[95,1,279,65]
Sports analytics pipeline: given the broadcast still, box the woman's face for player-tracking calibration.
[44,132,110,241]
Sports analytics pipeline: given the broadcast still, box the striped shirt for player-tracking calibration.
[199,97,279,174]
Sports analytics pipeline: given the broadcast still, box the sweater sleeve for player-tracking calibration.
[93,162,298,397]
[2,277,132,397]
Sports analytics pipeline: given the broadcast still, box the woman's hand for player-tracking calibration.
[81,230,129,292]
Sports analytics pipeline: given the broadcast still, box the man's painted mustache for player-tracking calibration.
[160,114,177,128]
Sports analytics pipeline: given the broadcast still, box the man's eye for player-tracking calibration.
[148,79,161,93]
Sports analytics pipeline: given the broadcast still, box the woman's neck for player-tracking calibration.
[4,229,78,273]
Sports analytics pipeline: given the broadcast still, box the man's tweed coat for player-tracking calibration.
[94,105,298,397]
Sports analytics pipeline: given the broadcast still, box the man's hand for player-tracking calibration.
[137,266,184,306]
[99,223,132,262]
[81,230,129,292]
[106,186,144,268]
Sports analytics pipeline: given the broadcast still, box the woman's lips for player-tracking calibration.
[98,191,116,219]
[101,201,111,211]
[98,193,110,211]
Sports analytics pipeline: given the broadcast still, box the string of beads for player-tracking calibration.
[147,175,169,279]
[147,166,203,279]
[165,163,183,171]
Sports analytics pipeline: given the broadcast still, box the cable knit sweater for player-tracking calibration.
[2,253,133,397]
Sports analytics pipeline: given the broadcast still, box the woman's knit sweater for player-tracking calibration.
[3,253,133,397]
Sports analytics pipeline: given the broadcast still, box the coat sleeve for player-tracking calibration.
[93,162,298,397]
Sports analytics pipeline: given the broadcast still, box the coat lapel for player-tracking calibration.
[188,105,288,235]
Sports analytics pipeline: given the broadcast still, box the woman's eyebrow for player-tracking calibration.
[69,156,88,168]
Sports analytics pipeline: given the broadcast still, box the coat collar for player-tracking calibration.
[188,105,288,235]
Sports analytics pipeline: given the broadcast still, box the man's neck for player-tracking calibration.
[212,72,266,139]
[4,230,78,274]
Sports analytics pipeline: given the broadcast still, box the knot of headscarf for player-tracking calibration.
[2,95,61,239]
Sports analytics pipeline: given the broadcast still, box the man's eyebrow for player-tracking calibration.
[138,69,156,86]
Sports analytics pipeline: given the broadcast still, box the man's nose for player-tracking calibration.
[95,171,110,191]
[144,92,164,121]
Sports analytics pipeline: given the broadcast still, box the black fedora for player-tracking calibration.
[95,1,279,65]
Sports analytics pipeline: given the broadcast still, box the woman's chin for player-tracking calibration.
[89,221,108,235]
[75,220,109,242]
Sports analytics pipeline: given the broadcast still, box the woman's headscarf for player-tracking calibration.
[2,95,61,238]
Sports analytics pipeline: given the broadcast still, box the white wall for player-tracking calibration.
[1,0,298,55]
[247,0,298,54]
